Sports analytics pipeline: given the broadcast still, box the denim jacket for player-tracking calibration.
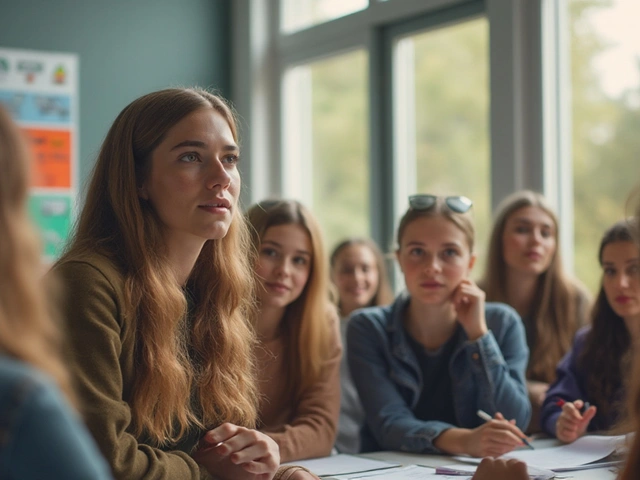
[346,294,531,453]
[0,355,113,480]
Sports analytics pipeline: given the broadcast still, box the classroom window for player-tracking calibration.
[282,49,370,249]
[569,0,640,292]
[393,16,490,274]
[280,0,368,33]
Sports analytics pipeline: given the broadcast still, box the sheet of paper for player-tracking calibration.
[281,454,399,476]
[437,463,555,479]
[454,434,626,471]
[350,465,467,479]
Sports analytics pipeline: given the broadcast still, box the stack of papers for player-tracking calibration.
[281,454,399,477]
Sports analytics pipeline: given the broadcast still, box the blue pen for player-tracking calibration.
[476,409,535,450]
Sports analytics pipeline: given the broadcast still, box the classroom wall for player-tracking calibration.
[0,0,231,186]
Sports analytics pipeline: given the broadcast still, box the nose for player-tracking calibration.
[354,268,366,283]
[206,158,232,190]
[275,258,291,278]
[531,229,543,245]
[423,254,441,274]
[618,273,631,289]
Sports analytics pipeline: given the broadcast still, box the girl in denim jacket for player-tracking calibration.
[347,195,531,458]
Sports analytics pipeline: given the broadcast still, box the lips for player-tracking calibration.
[615,295,632,304]
[420,281,443,289]
[266,282,290,293]
[198,197,231,209]
[525,251,542,260]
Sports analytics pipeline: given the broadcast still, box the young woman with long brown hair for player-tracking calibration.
[52,88,287,479]
[246,199,342,465]
[0,106,112,479]
[330,237,393,453]
[480,190,591,431]
[540,219,640,442]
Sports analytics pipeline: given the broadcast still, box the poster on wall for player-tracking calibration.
[0,47,78,262]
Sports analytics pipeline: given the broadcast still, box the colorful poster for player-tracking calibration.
[27,194,73,260]
[0,47,77,260]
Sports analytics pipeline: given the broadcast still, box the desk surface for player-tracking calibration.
[358,438,618,479]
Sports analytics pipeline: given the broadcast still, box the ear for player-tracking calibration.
[468,253,477,271]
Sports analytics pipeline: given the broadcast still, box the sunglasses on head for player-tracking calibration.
[408,194,473,213]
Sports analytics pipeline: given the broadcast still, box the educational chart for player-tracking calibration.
[0,47,78,261]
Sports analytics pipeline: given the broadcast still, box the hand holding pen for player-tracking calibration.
[464,410,533,458]
[554,399,597,444]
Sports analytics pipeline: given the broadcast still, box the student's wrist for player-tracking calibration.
[465,324,488,342]
[433,428,470,455]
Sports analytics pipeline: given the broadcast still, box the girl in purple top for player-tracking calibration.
[541,219,640,442]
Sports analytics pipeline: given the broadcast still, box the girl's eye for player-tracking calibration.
[409,248,424,257]
[515,226,529,234]
[603,267,616,276]
[179,152,200,163]
[293,256,308,266]
[442,248,459,258]
[261,247,278,258]
[628,264,640,275]
[223,154,240,165]
[540,229,552,239]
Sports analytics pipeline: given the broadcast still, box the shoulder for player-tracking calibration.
[53,251,125,290]
[0,356,48,395]
[348,303,394,332]
[484,302,521,326]
[572,325,591,347]
[0,356,58,419]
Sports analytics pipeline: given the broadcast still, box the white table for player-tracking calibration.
[358,438,618,479]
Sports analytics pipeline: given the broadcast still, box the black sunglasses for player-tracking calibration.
[408,194,473,213]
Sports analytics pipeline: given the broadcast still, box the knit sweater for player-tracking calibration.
[257,312,342,463]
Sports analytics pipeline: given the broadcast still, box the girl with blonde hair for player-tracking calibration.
[348,195,531,457]
[52,88,285,479]
[480,190,590,431]
[330,237,393,453]
[246,199,342,465]
[0,106,111,479]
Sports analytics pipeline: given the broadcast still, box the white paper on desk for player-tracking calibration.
[281,454,399,476]
[454,434,626,471]
[350,465,467,479]
[438,463,554,479]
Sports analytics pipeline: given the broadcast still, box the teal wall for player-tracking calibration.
[0,0,231,186]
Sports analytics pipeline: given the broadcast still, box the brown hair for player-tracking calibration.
[620,351,640,480]
[480,190,586,382]
[579,219,637,424]
[60,88,258,444]
[0,106,75,404]
[246,199,335,399]
[396,196,475,252]
[330,237,394,314]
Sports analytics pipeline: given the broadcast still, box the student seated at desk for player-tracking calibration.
[347,195,531,458]
[247,200,342,464]
[330,237,394,454]
[541,219,640,443]
[480,190,591,433]
[50,88,301,480]
[0,106,112,480]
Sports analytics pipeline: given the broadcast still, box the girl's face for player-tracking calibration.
[139,108,240,252]
[332,244,380,314]
[502,206,557,276]
[397,216,474,306]
[601,241,640,321]
[255,224,313,311]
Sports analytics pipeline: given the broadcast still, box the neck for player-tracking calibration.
[505,268,540,317]
[340,301,361,318]
[257,304,286,342]
[163,234,206,286]
[404,297,457,350]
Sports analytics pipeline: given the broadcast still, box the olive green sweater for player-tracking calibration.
[54,252,213,479]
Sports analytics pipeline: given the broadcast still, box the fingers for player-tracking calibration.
[556,402,596,442]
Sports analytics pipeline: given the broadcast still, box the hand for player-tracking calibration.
[452,279,487,341]
[464,415,529,457]
[472,457,528,480]
[289,470,320,480]
[527,381,549,407]
[193,423,280,480]
[555,399,597,443]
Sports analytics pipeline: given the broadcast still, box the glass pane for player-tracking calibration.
[570,0,640,292]
[281,0,368,33]
[395,17,490,276]
[282,50,370,250]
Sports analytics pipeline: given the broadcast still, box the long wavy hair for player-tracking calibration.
[480,190,585,383]
[330,237,394,315]
[579,219,637,424]
[0,106,75,404]
[620,350,640,480]
[60,88,258,445]
[246,199,335,401]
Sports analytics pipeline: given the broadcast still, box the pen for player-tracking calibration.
[476,409,534,450]
[556,399,591,414]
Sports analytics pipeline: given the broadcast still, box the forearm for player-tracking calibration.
[433,428,470,455]
[263,420,336,463]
